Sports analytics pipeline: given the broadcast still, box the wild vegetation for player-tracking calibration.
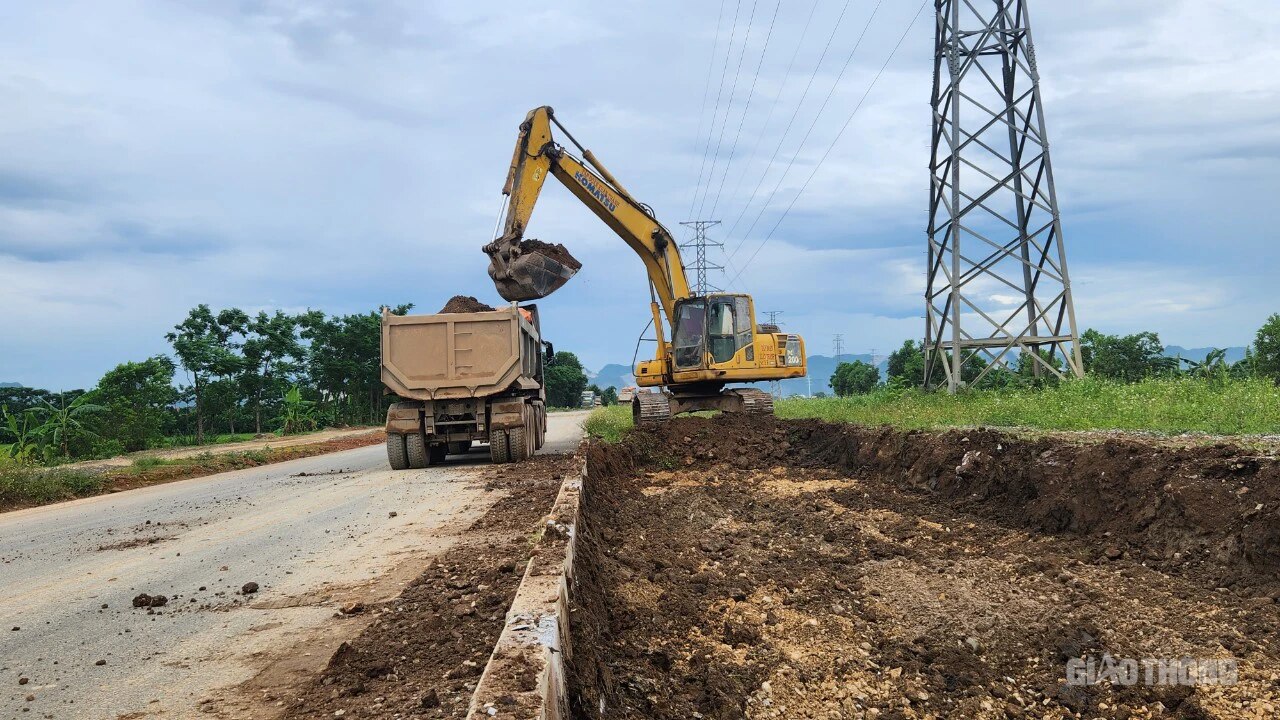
[589,315,1280,439]
[1,304,413,465]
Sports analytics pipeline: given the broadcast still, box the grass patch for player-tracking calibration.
[585,405,632,443]
[152,432,263,449]
[778,377,1280,435]
[0,465,104,508]
[585,378,1280,439]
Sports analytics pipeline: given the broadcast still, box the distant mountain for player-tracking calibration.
[0,382,21,388]
[1163,346,1248,365]
[587,363,636,392]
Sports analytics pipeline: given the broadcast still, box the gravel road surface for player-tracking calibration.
[0,411,587,719]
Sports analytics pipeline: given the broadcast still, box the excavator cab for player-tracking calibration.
[671,294,756,370]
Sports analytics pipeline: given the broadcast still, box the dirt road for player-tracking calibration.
[0,411,587,720]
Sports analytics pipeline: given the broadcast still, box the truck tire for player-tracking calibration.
[448,440,472,456]
[386,433,409,470]
[489,430,510,464]
[430,443,448,464]
[406,431,429,469]
[509,425,529,462]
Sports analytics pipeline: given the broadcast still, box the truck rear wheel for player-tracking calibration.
[406,432,429,468]
[489,430,510,464]
[508,426,529,462]
[387,433,409,470]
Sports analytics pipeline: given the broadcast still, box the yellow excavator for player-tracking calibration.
[483,106,806,423]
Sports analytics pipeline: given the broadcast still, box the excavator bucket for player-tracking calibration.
[485,238,582,301]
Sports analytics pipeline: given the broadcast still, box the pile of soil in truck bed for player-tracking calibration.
[568,416,1280,719]
[438,296,497,313]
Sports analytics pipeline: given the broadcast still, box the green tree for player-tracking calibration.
[1,405,41,461]
[601,386,619,406]
[1254,313,1280,380]
[275,386,318,435]
[32,393,103,461]
[886,340,925,388]
[92,356,178,452]
[298,304,412,426]
[1080,329,1176,383]
[166,305,247,443]
[240,311,302,433]
[545,351,588,407]
[830,360,880,396]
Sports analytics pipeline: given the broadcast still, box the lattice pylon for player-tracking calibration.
[925,0,1084,392]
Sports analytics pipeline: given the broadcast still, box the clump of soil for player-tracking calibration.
[568,416,1280,719]
[280,453,579,719]
[132,593,168,608]
[97,536,173,551]
[518,239,582,271]
[439,296,496,314]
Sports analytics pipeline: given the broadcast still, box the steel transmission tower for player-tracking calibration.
[679,220,723,296]
[925,0,1084,392]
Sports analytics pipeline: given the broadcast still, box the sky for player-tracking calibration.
[1,0,1277,390]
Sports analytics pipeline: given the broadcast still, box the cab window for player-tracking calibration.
[672,300,706,370]
[708,298,738,364]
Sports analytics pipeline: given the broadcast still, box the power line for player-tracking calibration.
[706,0,781,219]
[833,334,845,362]
[686,0,729,192]
[762,310,784,326]
[687,0,745,222]
[729,0,887,259]
[729,1,928,284]
[718,0,821,228]
[694,0,761,220]
[721,0,856,247]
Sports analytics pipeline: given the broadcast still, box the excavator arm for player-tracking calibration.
[483,106,692,322]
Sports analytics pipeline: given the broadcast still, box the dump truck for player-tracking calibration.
[380,304,549,468]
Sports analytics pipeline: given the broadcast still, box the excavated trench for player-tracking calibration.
[568,416,1280,719]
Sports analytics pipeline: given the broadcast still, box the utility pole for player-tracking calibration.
[762,310,784,327]
[833,334,845,363]
[679,220,723,296]
[925,0,1084,392]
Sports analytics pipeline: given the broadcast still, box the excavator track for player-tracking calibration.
[633,392,672,426]
[735,388,776,416]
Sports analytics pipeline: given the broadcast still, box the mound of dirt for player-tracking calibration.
[439,296,496,314]
[568,416,1280,719]
[518,239,582,271]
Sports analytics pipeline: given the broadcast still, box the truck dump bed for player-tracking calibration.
[381,305,542,401]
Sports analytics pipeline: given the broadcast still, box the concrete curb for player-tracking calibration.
[465,456,584,719]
